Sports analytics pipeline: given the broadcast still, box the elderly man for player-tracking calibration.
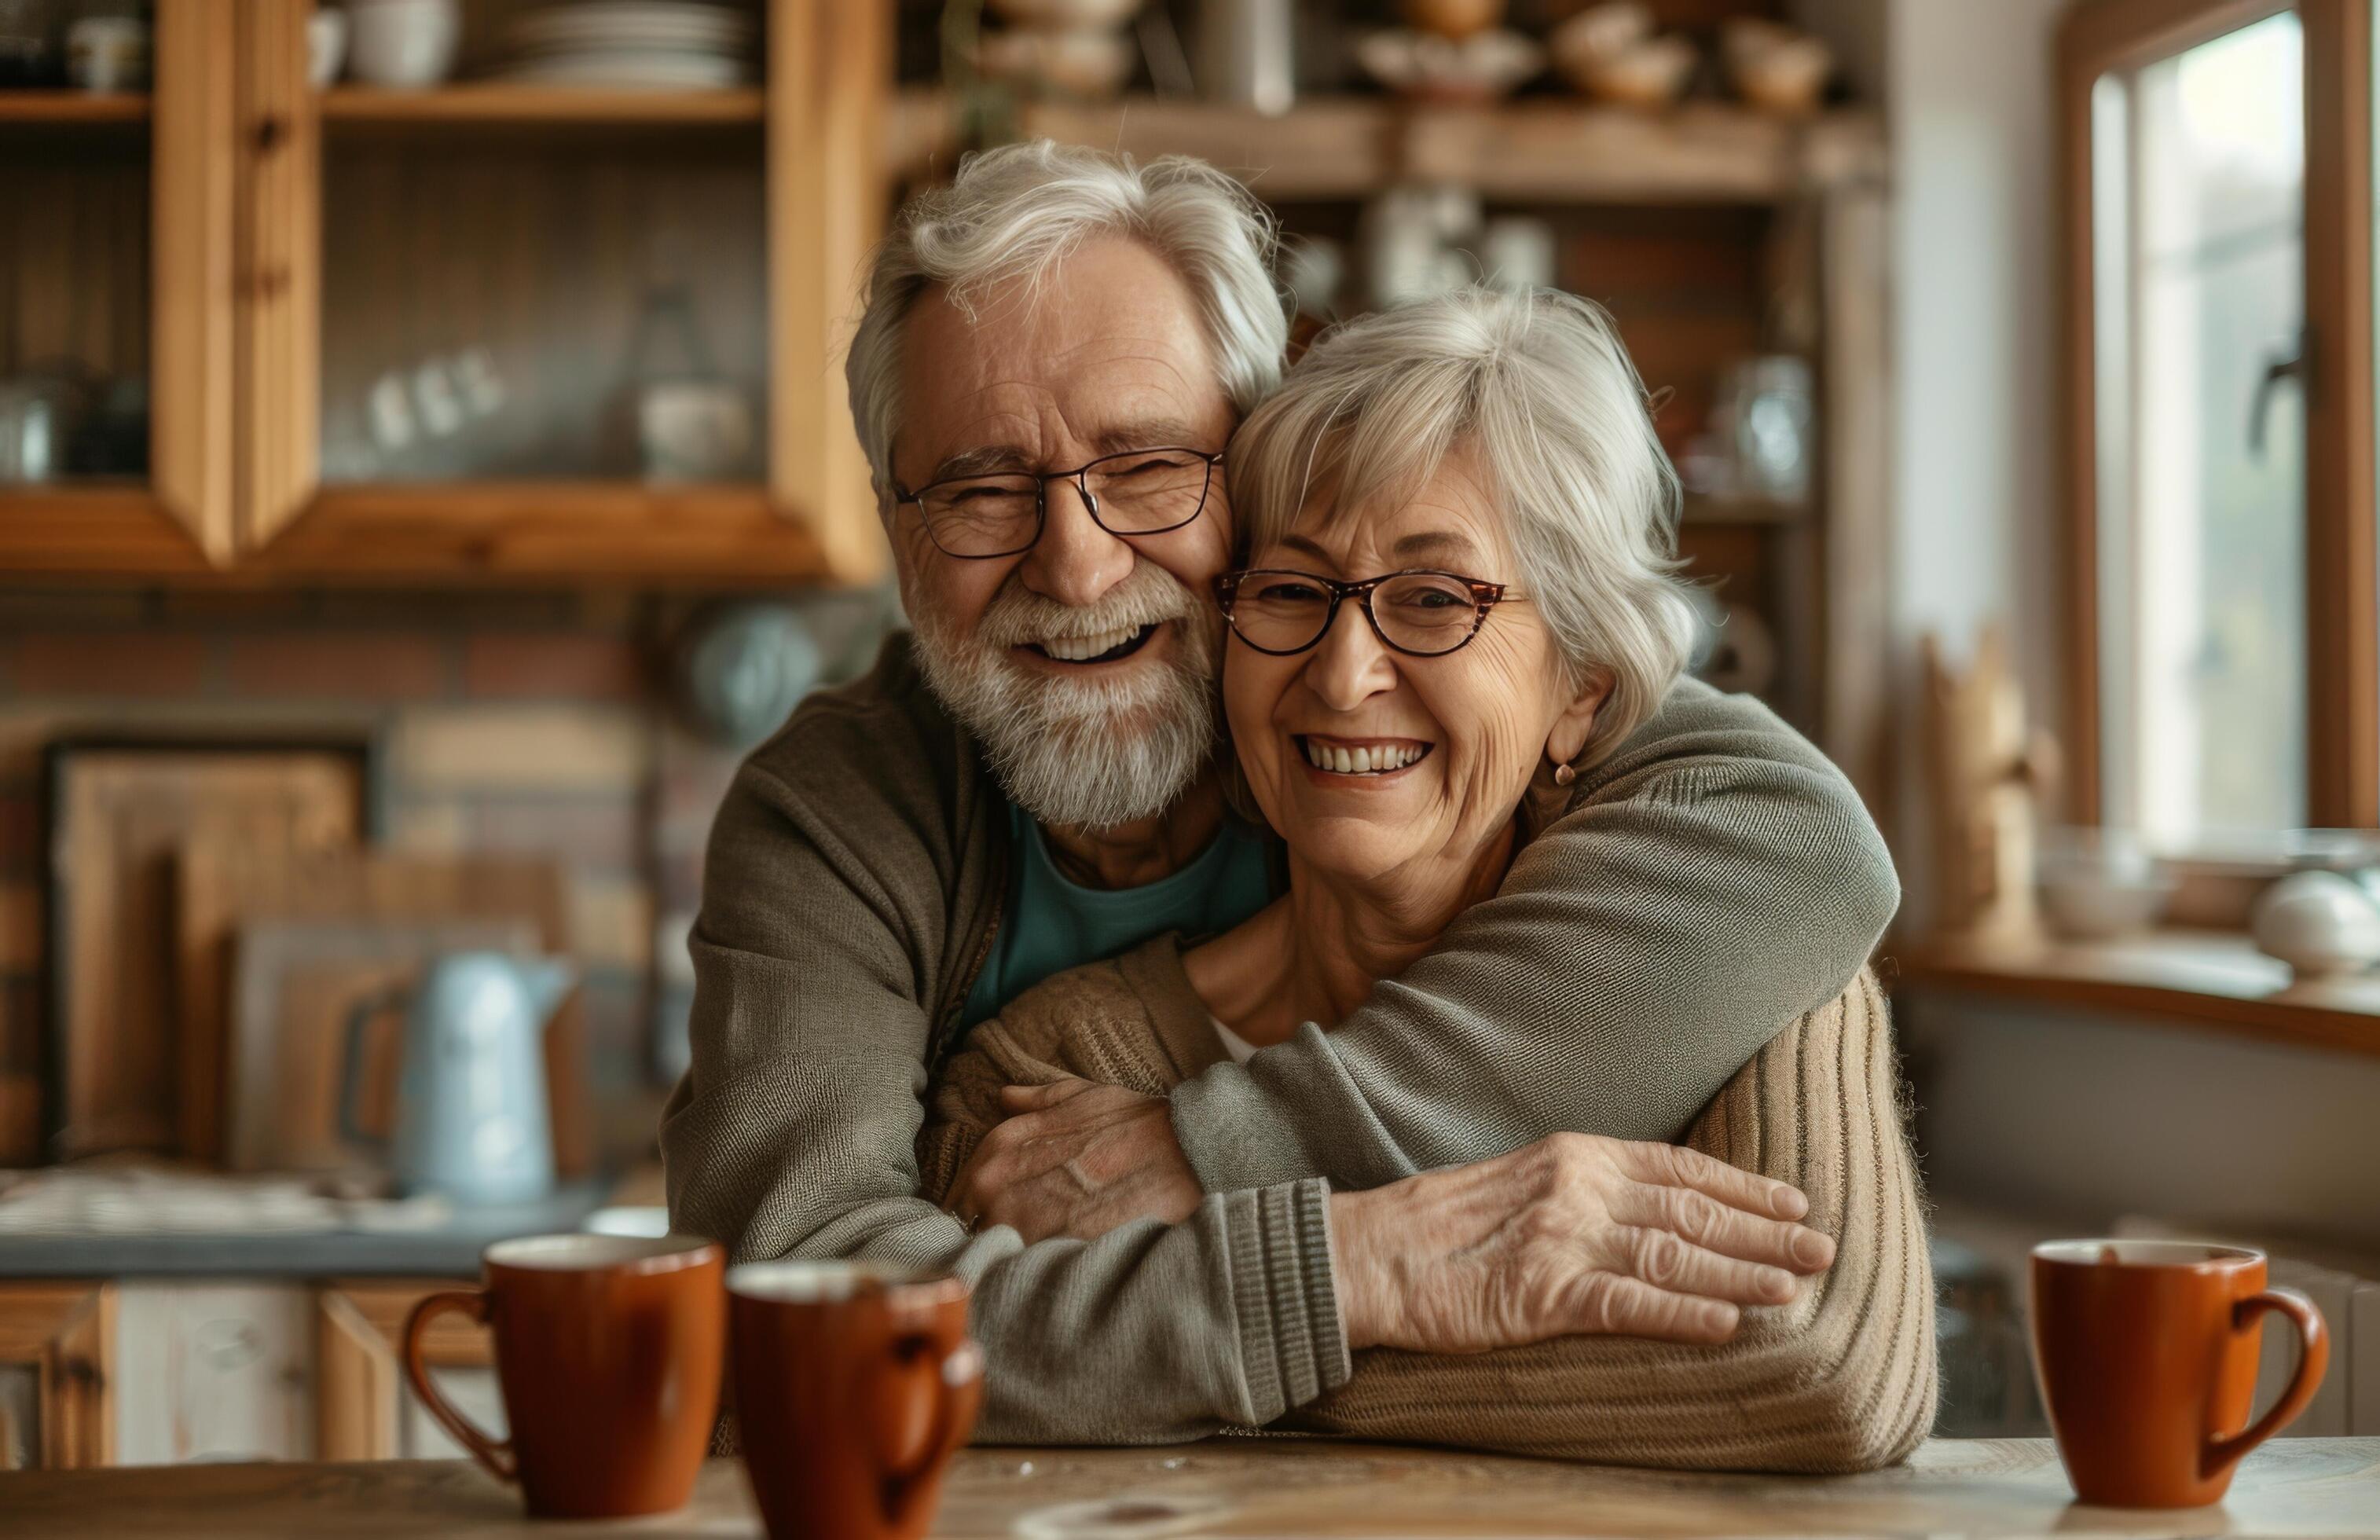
[661,143,1899,1441]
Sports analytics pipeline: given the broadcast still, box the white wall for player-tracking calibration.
[1886,0,2070,922]
[1909,992,2380,1249]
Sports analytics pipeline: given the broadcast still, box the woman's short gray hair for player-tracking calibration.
[845,141,1287,493]
[1229,287,1700,763]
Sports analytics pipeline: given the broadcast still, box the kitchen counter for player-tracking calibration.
[3,1438,2376,1538]
[0,1182,607,1279]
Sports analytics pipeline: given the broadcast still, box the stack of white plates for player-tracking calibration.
[496,2,754,89]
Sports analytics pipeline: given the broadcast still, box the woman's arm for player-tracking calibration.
[1170,682,1901,1194]
[1286,968,1937,1474]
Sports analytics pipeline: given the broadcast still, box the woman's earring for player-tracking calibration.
[1552,762,1576,787]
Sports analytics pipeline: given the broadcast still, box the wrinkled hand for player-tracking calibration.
[944,1078,1202,1244]
[1331,1131,1835,1352]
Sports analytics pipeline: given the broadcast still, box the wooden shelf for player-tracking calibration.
[1897,929,2380,1060]
[0,91,149,124]
[0,487,217,576]
[0,482,842,585]
[254,482,836,585]
[1682,493,1809,526]
[320,85,765,127]
[887,91,1887,204]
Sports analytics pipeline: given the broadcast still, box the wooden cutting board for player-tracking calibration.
[177,842,595,1177]
[44,742,370,1161]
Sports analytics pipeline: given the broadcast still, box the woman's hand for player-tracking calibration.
[1330,1132,1835,1351]
[945,1080,1203,1242]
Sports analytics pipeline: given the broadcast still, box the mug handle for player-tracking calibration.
[870,1333,985,1530]
[402,1289,516,1484]
[2204,1286,2329,1480]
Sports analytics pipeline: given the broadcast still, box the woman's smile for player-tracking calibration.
[1294,732,1435,780]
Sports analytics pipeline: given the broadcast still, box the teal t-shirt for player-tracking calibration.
[960,801,1274,1028]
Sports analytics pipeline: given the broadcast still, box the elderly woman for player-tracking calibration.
[923,287,1934,1472]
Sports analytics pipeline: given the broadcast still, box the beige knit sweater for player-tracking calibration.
[920,940,1936,1474]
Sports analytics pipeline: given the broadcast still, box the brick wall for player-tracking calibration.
[0,588,863,1169]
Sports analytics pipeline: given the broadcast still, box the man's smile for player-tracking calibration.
[1023,622,1162,665]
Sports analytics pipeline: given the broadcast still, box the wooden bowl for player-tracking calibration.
[986,0,1144,28]
[1733,35,1832,116]
[1575,35,1697,110]
[1404,0,1507,42]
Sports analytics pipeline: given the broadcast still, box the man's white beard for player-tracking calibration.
[911,563,1219,832]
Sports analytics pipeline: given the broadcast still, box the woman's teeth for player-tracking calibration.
[1302,739,1428,776]
[1038,625,1153,662]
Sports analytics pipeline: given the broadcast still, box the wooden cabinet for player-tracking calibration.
[0,0,888,586]
[315,1278,500,1463]
[0,1283,114,1471]
[0,1276,503,1471]
[113,1282,314,1465]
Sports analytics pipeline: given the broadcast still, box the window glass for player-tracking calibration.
[2096,12,2307,845]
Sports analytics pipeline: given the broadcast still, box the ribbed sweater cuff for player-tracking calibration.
[1220,1179,1351,1424]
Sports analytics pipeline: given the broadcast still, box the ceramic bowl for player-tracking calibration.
[1355,28,1545,103]
[1571,34,1697,109]
[1720,16,1800,70]
[2251,870,2380,978]
[308,8,349,88]
[1404,0,1508,42]
[985,0,1145,28]
[347,0,460,90]
[977,25,1139,98]
[1733,35,1833,115]
[1549,2,1654,73]
[2035,830,2173,940]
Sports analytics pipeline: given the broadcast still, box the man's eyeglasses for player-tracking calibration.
[891,448,1225,559]
[1213,568,1522,658]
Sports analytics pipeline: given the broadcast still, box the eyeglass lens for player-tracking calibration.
[1230,571,1486,656]
[918,450,1214,557]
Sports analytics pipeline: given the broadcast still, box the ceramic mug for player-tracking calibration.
[2030,1240,2328,1508]
[347,0,459,88]
[403,1234,725,1519]
[728,1260,984,1540]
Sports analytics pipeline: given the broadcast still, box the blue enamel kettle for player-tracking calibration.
[343,952,573,1205]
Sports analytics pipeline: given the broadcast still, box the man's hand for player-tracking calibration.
[944,1078,1202,1243]
[1331,1131,1835,1352]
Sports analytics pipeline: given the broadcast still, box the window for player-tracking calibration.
[2063,0,2377,849]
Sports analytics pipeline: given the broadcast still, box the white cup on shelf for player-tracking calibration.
[308,7,350,87]
[348,0,460,90]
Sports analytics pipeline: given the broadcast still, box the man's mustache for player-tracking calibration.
[975,564,1205,648]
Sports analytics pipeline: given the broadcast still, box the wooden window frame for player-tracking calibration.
[2059,0,2378,841]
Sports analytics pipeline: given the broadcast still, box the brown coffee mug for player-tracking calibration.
[2030,1240,2328,1508]
[402,1233,725,1520]
[728,1260,985,1540]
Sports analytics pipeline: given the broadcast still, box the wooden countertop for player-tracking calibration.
[4,1438,2377,1538]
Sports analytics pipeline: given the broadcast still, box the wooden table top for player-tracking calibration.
[3,1438,2377,1538]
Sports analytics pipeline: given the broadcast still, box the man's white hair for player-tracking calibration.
[844,140,1288,493]
[1228,287,1700,764]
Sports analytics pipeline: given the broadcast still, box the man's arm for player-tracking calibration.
[1169,684,1899,1194]
[660,737,1344,1443]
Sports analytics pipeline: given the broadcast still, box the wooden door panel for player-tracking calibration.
[113,1282,312,1466]
[767,0,889,582]
[0,1282,115,1470]
[233,0,321,547]
[150,0,238,561]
